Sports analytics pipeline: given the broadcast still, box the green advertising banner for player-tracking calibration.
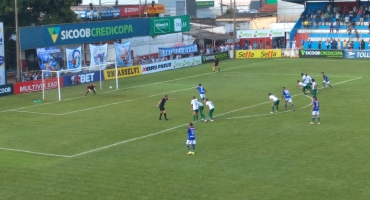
[150,15,190,36]
[196,1,215,7]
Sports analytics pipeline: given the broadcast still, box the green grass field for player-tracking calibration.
[1,58,370,199]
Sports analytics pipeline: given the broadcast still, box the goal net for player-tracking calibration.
[41,63,118,101]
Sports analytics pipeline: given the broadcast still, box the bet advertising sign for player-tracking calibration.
[14,78,63,94]
[103,66,142,80]
[173,56,202,69]
[19,18,150,50]
[299,50,344,58]
[236,50,282,59]
[0,84,14,97]
[237,29,284,39]
[63,71,103,87]
[142,61,174,74]
[150,15,190,36]
[202,52,229,63]
[345,51,370,59]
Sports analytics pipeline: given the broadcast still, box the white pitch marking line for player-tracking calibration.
[0,147,72,158]
[222,72,358,78]
[1,59,275,114]
[221,95,313,120]
[59,87,194,116]
[10,110,60,116]
[68,76,362,157]
[0,76,362,158]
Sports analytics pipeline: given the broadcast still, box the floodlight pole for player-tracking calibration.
[233,0,236,59]
[15,0,21,82]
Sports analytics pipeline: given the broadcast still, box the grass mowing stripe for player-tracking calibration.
[3,59,274,112]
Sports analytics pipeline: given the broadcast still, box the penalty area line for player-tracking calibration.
[0,147,72,158]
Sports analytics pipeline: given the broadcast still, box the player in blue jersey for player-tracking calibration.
[282,87,295,111]
[196,84,207,101]
[321,72,333,89]
[310,96,320,124]
[186,122,196,155]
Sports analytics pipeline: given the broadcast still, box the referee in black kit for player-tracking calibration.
[213,57,220,72]
[157,95,174,120]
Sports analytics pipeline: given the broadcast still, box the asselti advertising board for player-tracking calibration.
[142,61,174,74]
[103,66,142,80]
[236,50,281,58]
[299,50,344,58]
[345,51,370,59]
[201,52,229,63]
[19,18,150,50]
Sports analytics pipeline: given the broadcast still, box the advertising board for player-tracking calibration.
[201,52,229,63]
[103,66,142,80]
[236,50,282,58]
[14,78,63,94]
[299,50,344,58]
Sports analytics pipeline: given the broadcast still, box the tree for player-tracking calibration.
[0,0,81,71]
[0,0,81,27]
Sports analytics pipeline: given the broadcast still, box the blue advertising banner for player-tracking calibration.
[62,71,103,87]
[36,47,63,70]
[75,9,121,19]
[19,18,150,50]
[114,42,132,67]
[345,51,370,59]
[0,84,14,97]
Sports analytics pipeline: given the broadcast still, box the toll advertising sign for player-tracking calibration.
[345,51,370,59]
[14,78,63,94]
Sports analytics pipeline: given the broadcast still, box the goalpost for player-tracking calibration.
[41,63,118,101]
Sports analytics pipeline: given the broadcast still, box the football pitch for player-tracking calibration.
[1,58,370,199]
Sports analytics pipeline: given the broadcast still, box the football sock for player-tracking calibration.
[164,113,167,119]
[192,144,195,151]
[329,84,332,88]
[195,115,198,121]
[159,113,163,119]
[292,104,295,109]
[285,104,287,110]
[312,116,315,122]
[193,116,196,122]
[271,106,274,112]
[186,145,190,151]
[201,114,206,119]
[276,105,278,111]
[322,83,325,87]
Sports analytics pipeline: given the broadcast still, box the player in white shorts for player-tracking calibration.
[190,96,199,122]
[282,87,295,111]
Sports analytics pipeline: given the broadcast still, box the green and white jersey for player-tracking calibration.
[206,101,215,109]
[198,101,204,107]
[269,95,279,102]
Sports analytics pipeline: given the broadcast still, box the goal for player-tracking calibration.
[41,63,118,101]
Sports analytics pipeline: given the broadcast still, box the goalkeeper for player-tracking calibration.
[85,84,96,96]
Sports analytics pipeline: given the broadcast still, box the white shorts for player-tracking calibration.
[312,111,320,116]
[285,98,292,103]
[323,81,330,84]
[186,140,196,145]
[200,94,205,99]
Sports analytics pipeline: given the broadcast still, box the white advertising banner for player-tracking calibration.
[141,60,174,75]
[237,29,284,39]
[89,44,108,69]
[173,56,202,69]
[65,46,82,70]
[0,22,5,85]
